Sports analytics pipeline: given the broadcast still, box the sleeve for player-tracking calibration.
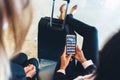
[82,60,96,74]
[57,69,66,75]
[26,77,32,80]
[54,72,67,80]
[82,60,94,69]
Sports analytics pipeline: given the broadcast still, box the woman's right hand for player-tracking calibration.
[74,45,87,63]
[60,46,72,70]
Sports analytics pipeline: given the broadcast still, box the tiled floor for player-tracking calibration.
[39,59,57,80]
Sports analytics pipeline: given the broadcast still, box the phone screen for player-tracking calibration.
[66,35,76,54]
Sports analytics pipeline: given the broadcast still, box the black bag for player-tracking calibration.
[38,0,71,61]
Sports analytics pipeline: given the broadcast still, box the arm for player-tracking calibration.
[54,47,72,80]
[54,46,96,80]
[82,60,96,74]
[74,45,96,74]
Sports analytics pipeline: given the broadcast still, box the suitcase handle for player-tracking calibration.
[50,0,55,27]
[64,0,70,3]
[50,0,71,29]
[62,0,70,29]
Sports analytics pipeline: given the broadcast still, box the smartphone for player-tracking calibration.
[66,35,76,54]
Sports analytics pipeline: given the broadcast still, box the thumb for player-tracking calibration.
[76,45,81,52]
[63,46,66,53]
[62,46,66,56]
[67,54,72,61]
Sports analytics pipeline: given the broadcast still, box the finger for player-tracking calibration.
[24,68,31,73]
[62,46,66,57]
[63,46,66,54]
[28,64,34,67]
[33,65,36,69]
[76,45,78,52]
[70,58,73,61]
[76,45,79,50]
[76,45,81,52]
[76,45,78,48]
[67,54,72,61]
[72,54,75,56]
[30,64,34,67]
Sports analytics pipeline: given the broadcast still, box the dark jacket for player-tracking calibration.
[54,64,96,80]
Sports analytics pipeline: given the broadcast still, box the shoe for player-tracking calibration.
[70,5,77,15]
[59,4,66,20]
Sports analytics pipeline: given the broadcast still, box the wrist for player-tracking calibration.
[57,69,66,75]
[82,60,94,69]
[60,66,66,70]
[26,75,32,78]
[78,57,87,63]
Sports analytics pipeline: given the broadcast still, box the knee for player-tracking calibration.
[18,52,28,60]
[91,27,98,33]
[29,58,38,63]
[11,52,28,66]
[89,26,98,36]
[66,14,73,23]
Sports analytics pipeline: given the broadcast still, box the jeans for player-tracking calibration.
[11,53,39,80]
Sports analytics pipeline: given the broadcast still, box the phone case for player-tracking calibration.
[66,35,76,54]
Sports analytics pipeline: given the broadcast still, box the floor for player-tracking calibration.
[38,59,57,80]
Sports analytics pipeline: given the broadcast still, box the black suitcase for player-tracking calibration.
[38,0,72,61]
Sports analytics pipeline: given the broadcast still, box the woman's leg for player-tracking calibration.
[66,14,99,75]
[11,52,28,67]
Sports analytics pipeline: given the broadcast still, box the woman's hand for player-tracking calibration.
[24,64,36,78]
[60,46,72,70]
[24,64,34,74]
[74,45,87,63]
